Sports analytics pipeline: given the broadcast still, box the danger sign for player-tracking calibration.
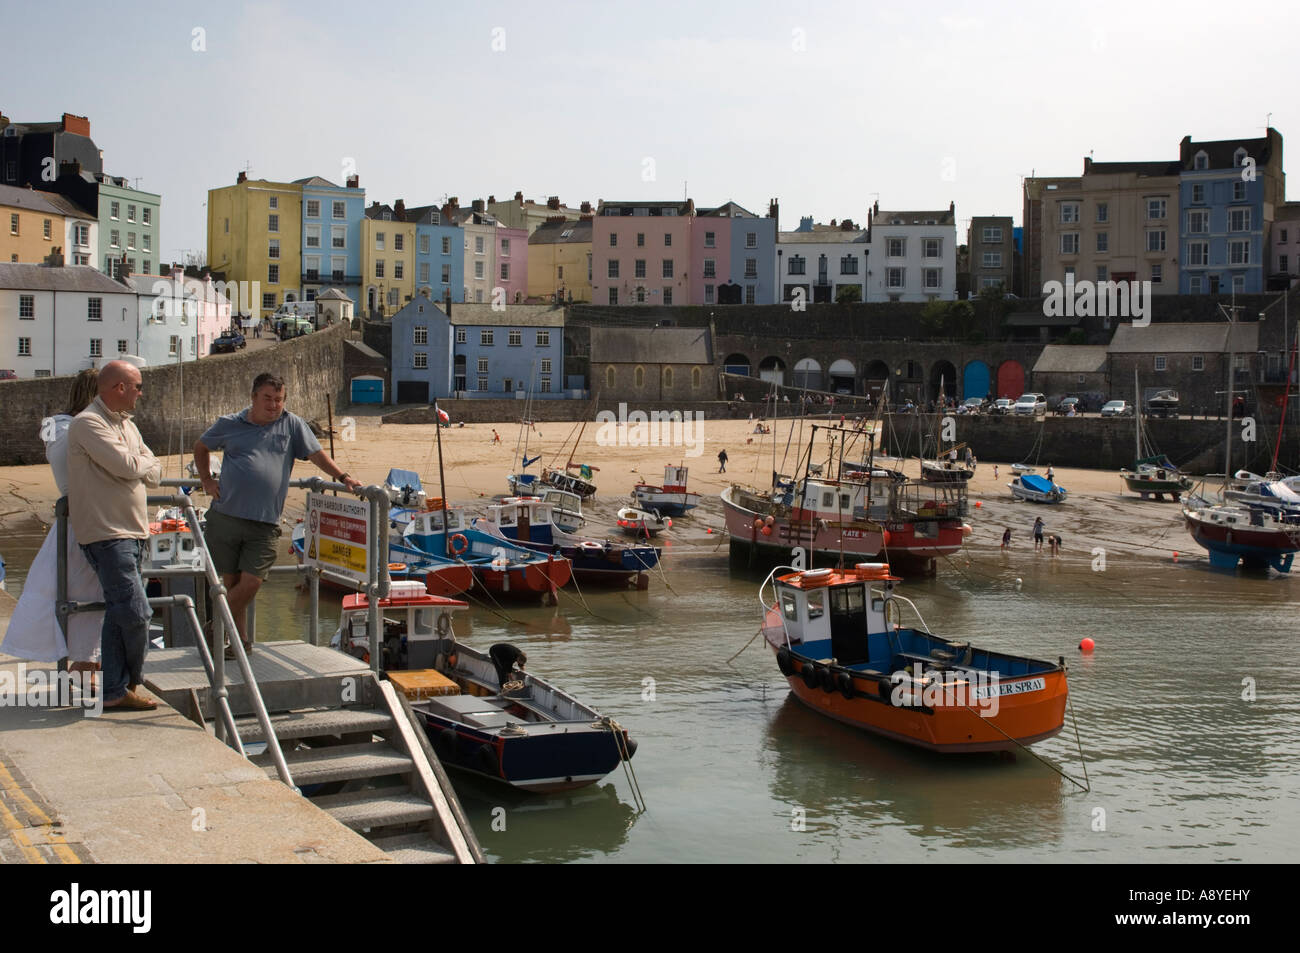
[303,492,371,585]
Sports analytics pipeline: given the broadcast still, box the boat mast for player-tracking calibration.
[1134,366,1140,461]
[433,397,450,556]
[1270,322,1299,473]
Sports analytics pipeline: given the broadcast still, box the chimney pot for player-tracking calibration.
[237,170,247,184]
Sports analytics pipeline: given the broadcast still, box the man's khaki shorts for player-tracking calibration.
[204,510,282,580]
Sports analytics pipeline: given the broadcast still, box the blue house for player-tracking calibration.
[298,175,365,312]
[703,201,777,305]
[390,293,453,404]
[1178,130,1284,295]
[447,303,568,399]
[406,204,465,304]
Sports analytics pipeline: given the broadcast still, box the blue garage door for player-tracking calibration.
[963,361,990,401]
[351,378,384,404]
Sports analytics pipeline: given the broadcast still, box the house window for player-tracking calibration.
[307,199,320,218]
[1190,276,1203,293]
[663,367,673,388]
[1154,356,1166,371]
[704,285,714,304]
[746,258,759,278]
[540,378,551,393]
[1188,210,1209,234]
[1229,240,1250,265]
[110,202,120,220]
[88,298,102,321]
[268,214,279,232]
[474,261,484,279]
[1188,242,1209,266]
[982,252,1002,268]
[1233,181,1246,202]
[127,232,136,250]
[414,352,427,369]
[268,239,280,259]
[746,285,756,304]
[1146,198,1167,220]
[441,236,451,254]
[606,367,616,389]
[117,340,128,354]
[923,238,941,258]
[1233,275,1245,293]
[332,226,346,248]
[19,295,34,318]
[375,261,385,278]
[887,267,904,288]
[923,268,941,289]
[509,329,522,346]
[1096,266,1108,282]
[540,358,552,374]
[42,219,51,240]
[387,288,399,307]
[609,233,618,247]
[636,233,644,247]
[635,366,645,387]
[419,234,430,254]
[1060,233,1080,255]
[1191,183,1205,204]
[478,376,488,391]
[982,226,1003,242]
[480,330,494,346]
[887,238,905,257]
[477,357,489,373]
[262,292,276,310]
[705,231,715,248]
[419,262,430,283]
[662,260,673,279]
[703,259,716,278]
[268,264,279,283]
[333,201,346,219]
[746,232,757,248]
[305,256,320,279]
[536,330,550,346]
[17,337,31,356]
[475,236,485,254]
[663,288,672,305]
[394,233,404,252]
[609,288,618,305]
[635,259,646,278]
[1146,230,1166,252]
[332,257,346,280]
[664,233,672,246]
[8,213,16,236]
[441,264,451,284]
[127,204,137,222]
[110,229,119,248]
[1190,355,1204,372]
[1281,255,1289,273]
[394,261,404,279]
[692,366,702,388]
[456,328,466,343]
[168,336,179,356]
[1095,203,1108,223]
[608,260,619,278]
[267,197,277,211]
[414,326,428,345]
[376,232,386,250]
[90,339,103,358]
[1228,208,1251,232]
[788,256,805,276]
[1060,203,1080,224]
[1151,263,1162,284]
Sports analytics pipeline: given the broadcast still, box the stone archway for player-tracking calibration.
[793,358,823,391]
[758,355,786,386]
[996,360,1026,399]
[723,352,752,376]
[828,359,856,394]
[929,360,958,404]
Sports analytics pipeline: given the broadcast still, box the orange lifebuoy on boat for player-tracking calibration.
[388,562,406,573]
[449,533,469,556]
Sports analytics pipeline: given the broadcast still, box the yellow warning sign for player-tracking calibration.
[303,492,371,585]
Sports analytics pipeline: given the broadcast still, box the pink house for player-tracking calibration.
[496,225,529,303]
[690,208,734,305]
[590,200,695,306]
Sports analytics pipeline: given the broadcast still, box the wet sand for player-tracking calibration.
[0,414,1200,572]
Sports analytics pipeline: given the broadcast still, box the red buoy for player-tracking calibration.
[1079,638,1095,653]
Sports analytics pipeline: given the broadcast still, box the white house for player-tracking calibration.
[866,202,958,302]
[44,192,99,269]
[775,216,870,304]
[128,268,231,366]
[0,261,139,378]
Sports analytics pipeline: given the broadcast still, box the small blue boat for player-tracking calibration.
[1008,473,1067,504]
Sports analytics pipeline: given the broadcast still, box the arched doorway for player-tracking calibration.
[863,359,891,402]
[723,352,752,376]
[963,360,991,401]
[758,356,786,386]
[793,358,823,391]
[897,359,923,404]
[996,360,1025,398]
[828,359,856,394]
[929,360,958,404]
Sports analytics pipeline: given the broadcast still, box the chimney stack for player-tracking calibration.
[237,170,247,184]
[346,173,359,189]
[547,196,560,210]
[394,199,406,221]
[61,113,90,137]
[488,194,496,204]
[471,198,485,213]
[580,201,592,215]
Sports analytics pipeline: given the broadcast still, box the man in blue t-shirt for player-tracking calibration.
[194,373,361,656]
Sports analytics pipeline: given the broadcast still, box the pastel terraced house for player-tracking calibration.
[528,215,592,303]
[362,200,417,317]
[207,172,303,319]
[591,199,694,306]
[299,174,364,312]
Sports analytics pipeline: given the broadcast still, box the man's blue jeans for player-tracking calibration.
[80,538,151,704]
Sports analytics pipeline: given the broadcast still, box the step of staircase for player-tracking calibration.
[251,742,413,785]
[370,832,458,865]
[234,707,395,743]
[311,786,437,830]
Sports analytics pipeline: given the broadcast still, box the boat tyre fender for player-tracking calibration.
[820,666,838,693]
[436,613,451,636]
[878,680,893,703]
[449,533,469,556]
[801,662,820,690]
[476,743,500,776]
[776,646,795,677]
[837,672,854,699]
[436,728,458,761]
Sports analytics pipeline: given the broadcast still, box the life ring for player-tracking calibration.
[387,562,406,573]
[801,662,821,690]
[436,613,451,636]
[449,533,469,556]
[776,647,794,676]
[837,672,854,699]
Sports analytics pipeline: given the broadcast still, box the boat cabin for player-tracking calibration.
[339,580,467,668]
[639,464,689,492]
[146,516,205,571]
[407,507,467,536]
[487,497,557,545]
[773,564,897,665]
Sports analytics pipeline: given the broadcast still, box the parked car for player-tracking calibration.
[276,317,314,340]
[1014,393,1047,416]
[1101,400,1134,417]
[0,369,17,381]
[1146,389,1180,418]
[210,330,246,354]
[1054,397,1081,416]
[958,397,985,415]
[989,398,1015,415]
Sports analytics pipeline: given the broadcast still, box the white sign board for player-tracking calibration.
[303,492,371,585]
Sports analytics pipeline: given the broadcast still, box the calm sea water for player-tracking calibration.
[5,526,1298,863]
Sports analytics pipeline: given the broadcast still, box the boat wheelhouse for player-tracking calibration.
[760,564,1068,752]
[633,465,701,516]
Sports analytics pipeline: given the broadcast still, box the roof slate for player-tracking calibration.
[1108,322,1259,354]
[589,326,712,364]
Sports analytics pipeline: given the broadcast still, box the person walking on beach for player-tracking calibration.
[1049,534,1061,556]
[1033,517,1045,552]
[1046,464,1055,483]
[993,464,999,480]
[491,429,501,444]
[67,361,164,711]
[1001,527,1012,550]
[717,449,728,473]
[194,373,361,658]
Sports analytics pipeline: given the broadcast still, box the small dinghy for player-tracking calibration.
[1008,473,1066,504]
[616,506,671,537]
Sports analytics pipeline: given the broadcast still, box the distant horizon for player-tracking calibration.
[5,0,1296,265]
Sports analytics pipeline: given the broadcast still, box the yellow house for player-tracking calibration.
[527,217,592,302]
[1,184,66,264]
[207,173,302,318]
[361,201,417,317]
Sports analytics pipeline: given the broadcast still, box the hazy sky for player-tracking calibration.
[6,0,1298,265]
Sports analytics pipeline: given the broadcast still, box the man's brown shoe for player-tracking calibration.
[104,689,157,711]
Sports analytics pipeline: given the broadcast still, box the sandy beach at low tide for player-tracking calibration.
[0,412,1202,572]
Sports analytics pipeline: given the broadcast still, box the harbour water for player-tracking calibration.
[4,524,1297,864]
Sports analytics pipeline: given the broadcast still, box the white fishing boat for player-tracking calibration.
[616,506,671,537]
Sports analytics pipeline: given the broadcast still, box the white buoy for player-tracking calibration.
[1015,577,1023,589]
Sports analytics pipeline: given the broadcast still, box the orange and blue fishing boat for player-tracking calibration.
[759,563,1068,752]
